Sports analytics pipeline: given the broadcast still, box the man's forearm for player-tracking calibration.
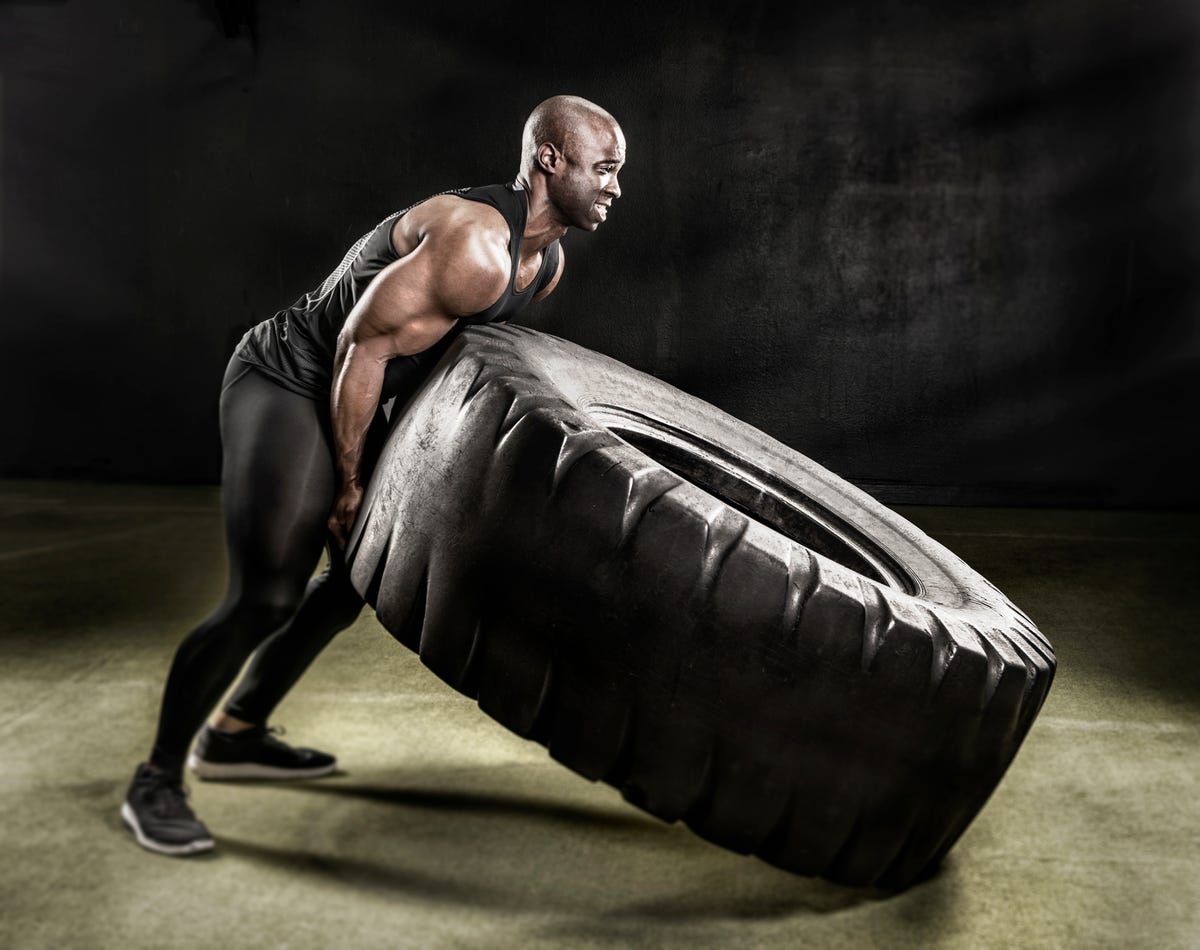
[330,342,387,490]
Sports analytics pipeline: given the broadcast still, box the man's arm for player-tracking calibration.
[327,222,510,548]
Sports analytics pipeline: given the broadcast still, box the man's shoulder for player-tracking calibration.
[404,191,509,240]
[391,190,510,265]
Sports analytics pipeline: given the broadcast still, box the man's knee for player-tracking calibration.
[299,566,365,631]
[316,580,366,633]
[173,595,299,669]
[223,590,303,642]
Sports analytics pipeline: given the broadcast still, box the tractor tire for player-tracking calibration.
[346,323,1055,889]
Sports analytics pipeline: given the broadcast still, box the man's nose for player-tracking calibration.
[605,175,621,199]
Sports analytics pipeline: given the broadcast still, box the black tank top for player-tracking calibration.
[233,182,560,400]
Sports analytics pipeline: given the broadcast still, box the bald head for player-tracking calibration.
[519,95,623,179]
[517,95,626,232]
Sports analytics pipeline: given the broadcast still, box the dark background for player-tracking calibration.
[1,0,1196,507]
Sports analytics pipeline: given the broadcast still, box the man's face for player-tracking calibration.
[550,121,626,232]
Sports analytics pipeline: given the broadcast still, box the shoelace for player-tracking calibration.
[139,771,196,819]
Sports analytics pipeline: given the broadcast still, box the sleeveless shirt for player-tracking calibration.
[233,182,561,401]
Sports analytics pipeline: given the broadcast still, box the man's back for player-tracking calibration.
[233,183,561,401]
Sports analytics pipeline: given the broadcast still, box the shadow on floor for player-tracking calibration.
[214,775,907,921]
[268,778,661,831]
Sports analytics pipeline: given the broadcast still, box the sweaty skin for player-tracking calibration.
[327,102,625,547]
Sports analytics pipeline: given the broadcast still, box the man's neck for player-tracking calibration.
[515,173,568,252]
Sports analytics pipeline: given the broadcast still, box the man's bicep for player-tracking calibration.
[343,233,506,357]
[347,252,445,338]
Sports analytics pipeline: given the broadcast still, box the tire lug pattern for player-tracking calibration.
[348,325,1057,889]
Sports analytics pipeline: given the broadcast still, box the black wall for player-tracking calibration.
[2,0,1197,507]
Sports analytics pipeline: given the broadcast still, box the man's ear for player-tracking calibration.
[536,143,561,175]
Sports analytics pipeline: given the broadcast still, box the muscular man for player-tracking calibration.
[122,95,626,855]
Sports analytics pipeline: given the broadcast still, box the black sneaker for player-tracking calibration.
[121,763,215,856]
[187,724,337,780]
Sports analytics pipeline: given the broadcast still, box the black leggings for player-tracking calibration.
[150,357,387,778]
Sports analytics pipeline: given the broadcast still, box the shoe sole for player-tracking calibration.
[120,802,215,856]
[186,754,337,781]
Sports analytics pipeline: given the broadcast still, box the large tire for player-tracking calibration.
[346,324,1055,889]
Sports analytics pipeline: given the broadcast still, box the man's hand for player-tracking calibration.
[328,482,365,550]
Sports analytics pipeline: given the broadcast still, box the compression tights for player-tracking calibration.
[149,358,386,779]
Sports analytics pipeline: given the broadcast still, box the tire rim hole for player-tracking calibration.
[613,427,915,593]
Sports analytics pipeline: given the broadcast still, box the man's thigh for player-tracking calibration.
[217,363,334,595]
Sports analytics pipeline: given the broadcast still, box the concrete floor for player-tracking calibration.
[0,480,1196,949]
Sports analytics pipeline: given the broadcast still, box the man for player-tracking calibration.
[122,95,626,856]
